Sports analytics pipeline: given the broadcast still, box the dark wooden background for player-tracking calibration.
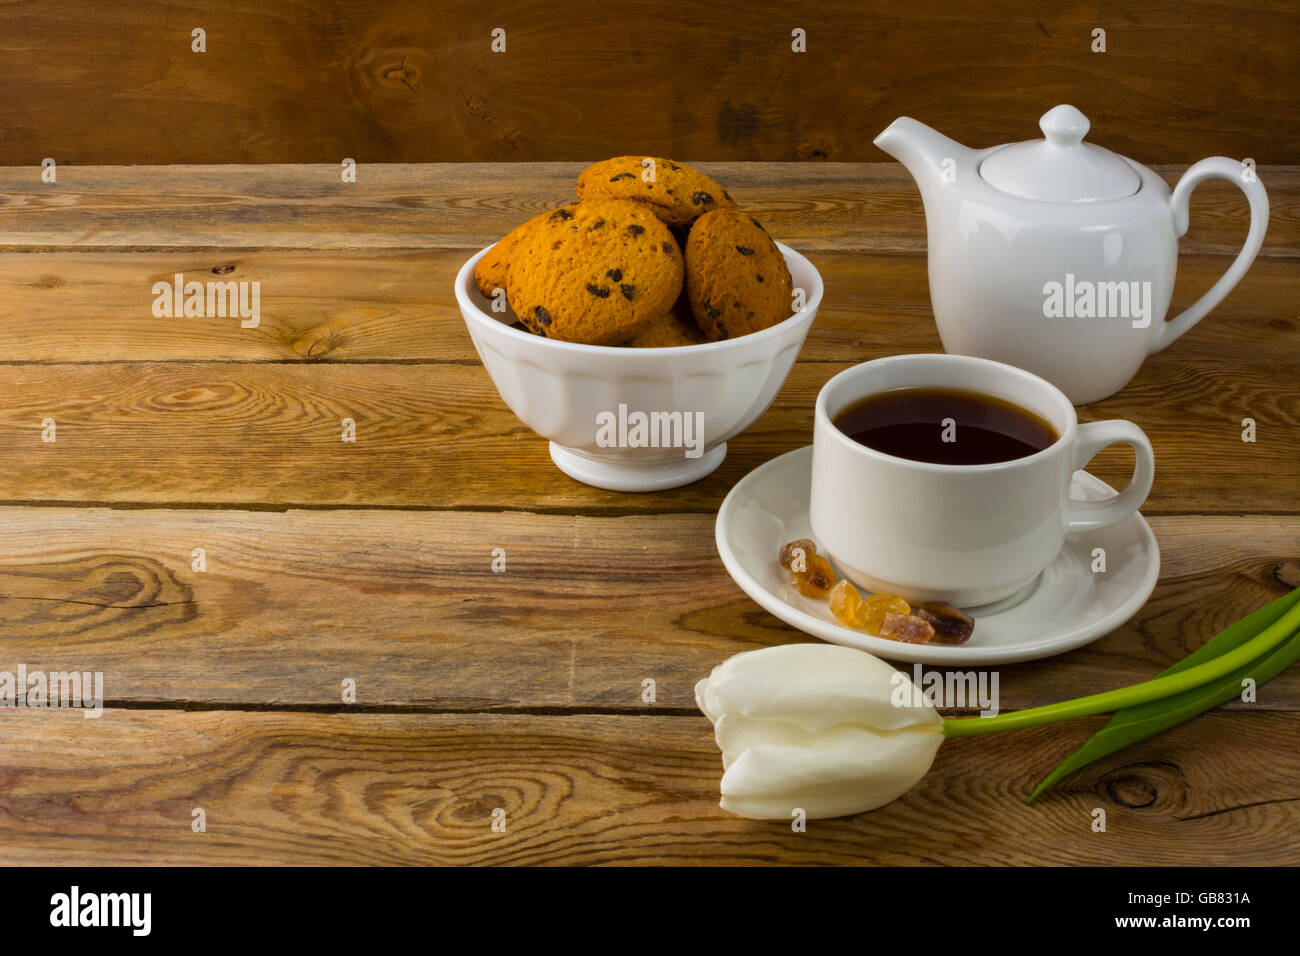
[2,0,1296,165]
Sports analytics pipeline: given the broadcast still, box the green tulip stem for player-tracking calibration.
[942,598,1300,739]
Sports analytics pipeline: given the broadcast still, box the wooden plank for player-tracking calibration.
[1,163,1295,256]
[0,507,1294,709]
[0,250,452,361]
[0,709,1294,865]
[0,359,1294,512]
[1,1,1295,165]
[0,250,1294,364]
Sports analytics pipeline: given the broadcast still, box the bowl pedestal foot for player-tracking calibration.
[548,442,727,492]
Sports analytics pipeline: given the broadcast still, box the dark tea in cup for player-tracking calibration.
[832,386,1059,465]
[812,355,1154,606]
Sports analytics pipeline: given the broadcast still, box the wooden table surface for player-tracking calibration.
[0,162,1296,865]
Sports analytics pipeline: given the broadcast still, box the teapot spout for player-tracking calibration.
[874,117,978,193]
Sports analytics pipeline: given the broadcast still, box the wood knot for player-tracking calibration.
[354,45,433,103]
[35,275,64,289]
[0,554,194,640]
[380,53,420,92]
[347,42,434,122]
[1105,775,1158,808]
[211,264,236,275]
[505,130,531,152]
[1272,560,1300,589]
[1099,761,1186,810]
[455,795,501,820]
[796,137,835,161]
[85,570,149,606]
[291,319,350,359]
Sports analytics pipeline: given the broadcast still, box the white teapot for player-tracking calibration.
[875,105,1269,404]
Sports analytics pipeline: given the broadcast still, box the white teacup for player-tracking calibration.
[810,354,1154,607]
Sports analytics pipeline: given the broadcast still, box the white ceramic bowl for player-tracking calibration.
[455,242,823,491]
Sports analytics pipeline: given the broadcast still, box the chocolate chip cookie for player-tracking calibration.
[506,200,684,345]
[576,157,737,229]
[620,296,707,348]
[684,209,794,341]
[473,209,553,299]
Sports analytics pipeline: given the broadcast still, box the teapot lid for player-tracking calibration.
[979,105,1140,202]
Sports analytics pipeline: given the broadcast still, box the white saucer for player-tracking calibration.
[715,446,1160,665]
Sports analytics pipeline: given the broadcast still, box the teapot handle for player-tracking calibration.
[1151,157,1269,353]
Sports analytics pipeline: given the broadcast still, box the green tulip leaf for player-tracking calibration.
[1028,585,1300,802]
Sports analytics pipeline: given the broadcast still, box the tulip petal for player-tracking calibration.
[696,644,944,820]
[705,643,940,734]
[719,725,942,820]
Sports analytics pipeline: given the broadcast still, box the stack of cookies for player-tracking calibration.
[473,157,795,347]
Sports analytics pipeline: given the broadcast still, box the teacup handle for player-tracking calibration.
[1150,157,1269,354]
[1064,421,1155,533]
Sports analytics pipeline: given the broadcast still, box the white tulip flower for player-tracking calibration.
[695,643,943,820]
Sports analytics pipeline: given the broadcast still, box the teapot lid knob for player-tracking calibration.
[979,103,1140,202]
[1040,105,1090,147]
